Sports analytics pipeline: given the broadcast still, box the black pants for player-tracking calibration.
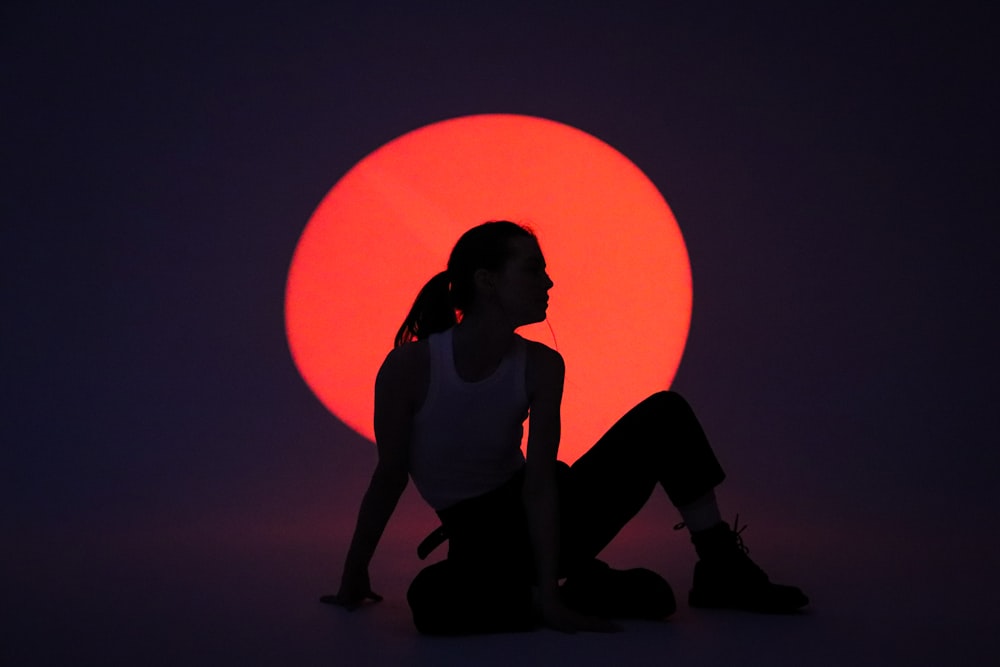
[408,391,726,634]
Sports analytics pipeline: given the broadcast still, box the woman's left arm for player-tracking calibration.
[522,343,564,605]
[522,343,618,633]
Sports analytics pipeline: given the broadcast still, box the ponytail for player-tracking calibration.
[394,221,535,347]
[394,271,457,347]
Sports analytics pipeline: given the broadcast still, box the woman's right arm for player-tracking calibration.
[334,346,419,609]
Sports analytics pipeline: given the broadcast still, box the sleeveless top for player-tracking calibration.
[409,328,529,510]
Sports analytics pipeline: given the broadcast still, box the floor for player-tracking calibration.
[6,472,994,667]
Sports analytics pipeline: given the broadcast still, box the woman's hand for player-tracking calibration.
[539,596,622,634]
[326,342,417,614]
[320,566,383,610]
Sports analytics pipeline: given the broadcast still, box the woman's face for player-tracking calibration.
[490,236,553,327]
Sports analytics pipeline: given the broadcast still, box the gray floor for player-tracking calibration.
[7,463,995,667]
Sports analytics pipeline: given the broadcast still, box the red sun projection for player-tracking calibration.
[285,114,692,464]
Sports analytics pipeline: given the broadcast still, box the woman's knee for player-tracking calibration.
[635,390,691,420]
[407,561,534,635]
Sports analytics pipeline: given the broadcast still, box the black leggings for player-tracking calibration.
[408,391,726,633]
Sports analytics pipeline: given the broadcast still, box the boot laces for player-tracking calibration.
[673,513,751,554]
[731,514,750,555]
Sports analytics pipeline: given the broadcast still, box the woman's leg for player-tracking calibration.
[558,391,726,570]
[407,472,536,634]
[407,560,534,635]
[558,391,808,614]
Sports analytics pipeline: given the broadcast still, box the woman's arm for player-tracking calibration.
[334,346,419,608]
[522,344,564,604]
[522,343,619,632]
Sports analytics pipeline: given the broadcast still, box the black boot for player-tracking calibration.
[560,559,676,620]
[688,517,809,614]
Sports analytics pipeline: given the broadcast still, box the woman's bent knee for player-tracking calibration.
[407,561,535,635]
[633,390,690,420]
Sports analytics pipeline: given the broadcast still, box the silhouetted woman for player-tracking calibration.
[325,221,807,634]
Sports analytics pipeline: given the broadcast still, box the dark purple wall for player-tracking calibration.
[4,4,998,658]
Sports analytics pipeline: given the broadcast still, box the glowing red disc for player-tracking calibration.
[285,114,691,463]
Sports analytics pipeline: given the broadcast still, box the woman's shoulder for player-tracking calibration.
[377,340,431,411]
[519,337,563,364]
[378,339,431,388]
[519,337,565,389]
[380,339,430,374]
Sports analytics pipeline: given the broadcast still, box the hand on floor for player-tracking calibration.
[540,598,622,634]
[321,567,383,610]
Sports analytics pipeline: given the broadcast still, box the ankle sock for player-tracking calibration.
[677,490,723,534]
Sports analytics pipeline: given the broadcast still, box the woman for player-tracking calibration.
[325,221,807,634]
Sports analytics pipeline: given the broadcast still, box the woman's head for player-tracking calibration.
[447,221,537,312]
[395,221,547,346]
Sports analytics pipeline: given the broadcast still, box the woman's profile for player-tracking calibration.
[323,220,807,634]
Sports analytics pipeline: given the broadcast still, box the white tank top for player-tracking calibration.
[409,328,528,510]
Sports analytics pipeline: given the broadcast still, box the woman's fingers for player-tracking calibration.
[319,590,383,610]
[542,600,623,633]
[579,615,623,633]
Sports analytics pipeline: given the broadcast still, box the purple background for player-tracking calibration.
[4,2,998,665]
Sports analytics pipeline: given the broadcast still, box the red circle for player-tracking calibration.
[285,114,691,463]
